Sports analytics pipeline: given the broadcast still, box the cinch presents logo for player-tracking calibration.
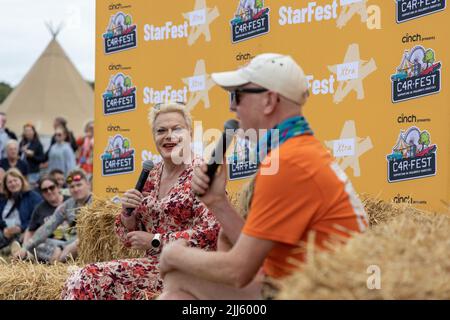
[396,0,446,23]
[391,46,441,103]
[387,127,437,183]
[103,73,136,115]
[103,12,137,54]
[101,135,135,176]
[231,0,270,43]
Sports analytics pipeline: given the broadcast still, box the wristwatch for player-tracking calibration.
[151,233,161,249]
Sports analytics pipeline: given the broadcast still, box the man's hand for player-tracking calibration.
[159,239,188,278]
[126,231,153,251]
[191,163,228,207]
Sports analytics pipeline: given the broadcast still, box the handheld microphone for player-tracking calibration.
[206,119,239,185]
[124,160,155,216]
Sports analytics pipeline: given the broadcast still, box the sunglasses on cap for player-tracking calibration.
[40,184,57,193]
[66,174,83,184]
[230,88,268,106]
[153,101,186,110]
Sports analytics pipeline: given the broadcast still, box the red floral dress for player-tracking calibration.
[61,159,220,300]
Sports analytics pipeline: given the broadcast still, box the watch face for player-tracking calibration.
[151,239,160,248]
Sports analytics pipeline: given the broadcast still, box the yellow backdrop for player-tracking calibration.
[94,0,449,212]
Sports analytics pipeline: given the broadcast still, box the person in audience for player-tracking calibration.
[61,102,220,300]
[12,176,69,262]
[0,112,18,159]
[76,120,94,177]
[49,169,70,196]
[0,168,42,250]
[49,117,78,152]
[19,123,45,187]
[47,126,76,177]
[15,169,92,262]
[0,140,29,176]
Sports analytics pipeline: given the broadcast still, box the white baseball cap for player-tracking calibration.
[211,53,309,105]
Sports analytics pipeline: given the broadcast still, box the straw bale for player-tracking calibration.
[0,260,79,300]
[76,197,145,264]
[277,208,450,299]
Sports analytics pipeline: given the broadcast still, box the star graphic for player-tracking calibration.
[325,120,373,177]
[182,59,215,112]
[182,0,220,46]
[328,43,377,104]
[336,0,368,29]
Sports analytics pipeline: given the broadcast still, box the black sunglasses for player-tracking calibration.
[230,88,268,106]
[41,184,57,193]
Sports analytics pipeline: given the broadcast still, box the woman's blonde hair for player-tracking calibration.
[148,102,192,132]
[3,168,30,198]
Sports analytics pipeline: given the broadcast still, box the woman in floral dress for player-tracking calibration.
[61,102,220,299]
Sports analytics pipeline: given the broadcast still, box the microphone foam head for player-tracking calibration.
[142,160,155,171]
[224,119,239,131]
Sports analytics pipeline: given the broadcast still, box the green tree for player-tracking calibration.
[123,139,130,152]
[255,0,263,9]
[423,49,435,68]
[125,15,132,28]
[124,77,132,90]
[0,82,13,104]
[419,131,430,149]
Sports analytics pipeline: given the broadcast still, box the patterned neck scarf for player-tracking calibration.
[257,116,313,165]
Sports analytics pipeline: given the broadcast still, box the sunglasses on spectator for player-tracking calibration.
[153,101,186,110]
[41,184,57,193]
[230,88,268,105]
[66,174,83,184]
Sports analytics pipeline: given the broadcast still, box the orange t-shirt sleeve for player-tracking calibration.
[242,158,322,245]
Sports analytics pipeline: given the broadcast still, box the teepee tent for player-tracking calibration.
[0,32,93,138]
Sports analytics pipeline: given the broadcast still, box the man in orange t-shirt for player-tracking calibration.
[158,53,368,299]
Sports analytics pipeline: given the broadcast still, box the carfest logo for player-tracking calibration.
[103,12,137,54]
[103,73,137,115]
[396,0,446,23]
[387,126,437,182]
[101,134,135,176]
[231,0,270,43]
[391,45,441,103]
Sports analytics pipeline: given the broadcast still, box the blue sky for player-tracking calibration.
[0,0,95,86]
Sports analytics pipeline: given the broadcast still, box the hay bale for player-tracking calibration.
[360,194,427,227]
[0,260,79,300]
[277,208,450,299]
[77,197,144,264]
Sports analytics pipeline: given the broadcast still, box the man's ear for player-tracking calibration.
[262,92,278,116]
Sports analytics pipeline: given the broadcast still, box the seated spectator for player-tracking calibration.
[15,169,92,262]
[12,176,69,262]
[0,140,29,176]
[61,102,220,300]
[0,168,5,195]
[0,112,18,159]
[19,123,45,187]
[0,168,42,250]
[49,169,70,196]
[48,117,78,153]
[47,126,76,177]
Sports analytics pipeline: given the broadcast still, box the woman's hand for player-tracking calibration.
[121,189,145,212]
[126,231,154,251]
